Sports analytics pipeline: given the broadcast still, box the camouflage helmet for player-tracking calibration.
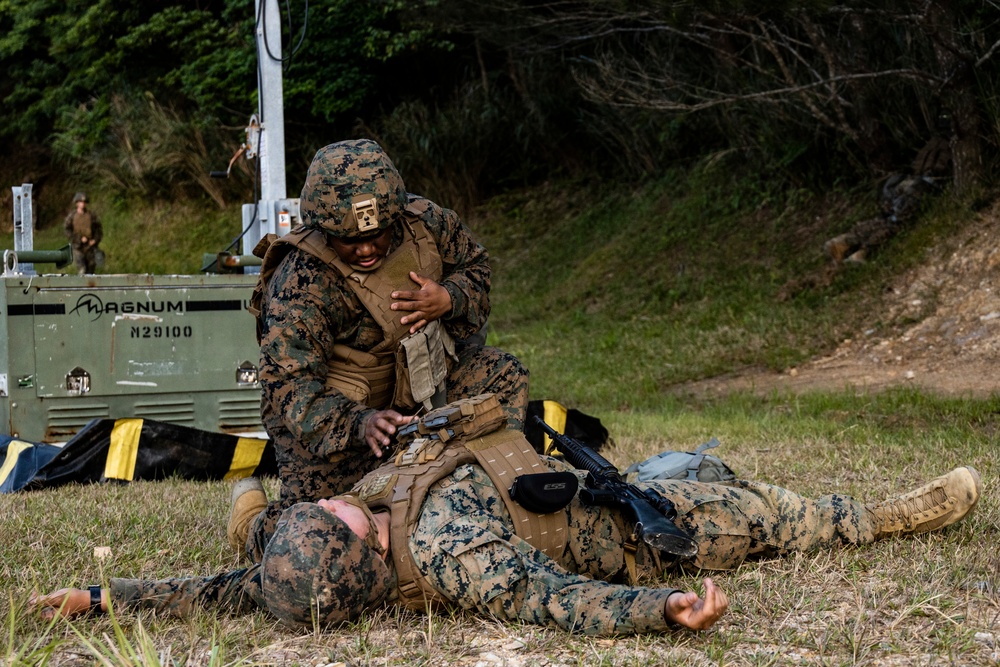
[72,192,88,204]
[300,139,407,239]
[261,502,391,628]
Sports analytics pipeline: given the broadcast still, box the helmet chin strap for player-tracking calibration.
[337,494,388,556]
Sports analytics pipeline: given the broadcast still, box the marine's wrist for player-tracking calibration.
[353,407,378,447]
[663,590,686,625]
[441,281,463,320]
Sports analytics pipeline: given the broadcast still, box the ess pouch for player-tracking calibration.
[509,472,579,514]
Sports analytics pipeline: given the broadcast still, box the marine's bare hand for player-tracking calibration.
[391,272,452,334]
[28,588,93,620]
[364,410,416,457]
[664,577,729,630]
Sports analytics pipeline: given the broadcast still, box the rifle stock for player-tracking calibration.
[533,416,697,558]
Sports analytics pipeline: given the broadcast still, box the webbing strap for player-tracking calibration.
[356,448,477,612]
[466,430,568,560]
[386,474,446,611]
[623,541,639,585]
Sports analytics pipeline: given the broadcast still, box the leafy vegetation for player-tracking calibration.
[3,1,999,211]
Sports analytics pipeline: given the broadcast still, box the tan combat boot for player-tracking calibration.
[227,477,268,553]
[844,249,867,264]
[824,235,851,264]
[866,466,981,539]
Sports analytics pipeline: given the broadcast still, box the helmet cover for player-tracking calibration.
[300,139,407,238]
[261,502,391,628]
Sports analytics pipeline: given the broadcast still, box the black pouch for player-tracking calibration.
[508,472,579,514]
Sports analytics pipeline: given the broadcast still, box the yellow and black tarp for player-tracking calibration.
[0,418,276,493]
[524,399,609,455]
[1,400,602,494]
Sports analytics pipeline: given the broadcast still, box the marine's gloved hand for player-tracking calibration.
[664,577,729,630]
[391,271,452,334]
[364,409,417,458]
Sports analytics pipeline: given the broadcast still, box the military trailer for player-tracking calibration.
[0,263,262,442]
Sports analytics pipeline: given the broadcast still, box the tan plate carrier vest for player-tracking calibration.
[351,394,571,611]
[69,211,94,241]
[249,213,456,411]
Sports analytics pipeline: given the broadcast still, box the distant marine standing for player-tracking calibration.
[63,192,104,275]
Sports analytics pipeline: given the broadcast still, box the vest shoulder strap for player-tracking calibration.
[354,445,477,611]
[465,429,569,561]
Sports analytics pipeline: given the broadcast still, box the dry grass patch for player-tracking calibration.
[2,411,998,666]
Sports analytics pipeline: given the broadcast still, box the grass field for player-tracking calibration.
[3,393,997,665]
[2,170,997,665]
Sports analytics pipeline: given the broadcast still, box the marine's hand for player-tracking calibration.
[364,410,417,457]
[28,588,93,620]
[664,577,728,630]
[391,272,452,333]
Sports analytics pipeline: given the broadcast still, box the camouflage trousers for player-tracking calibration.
[71,244,100,274]
[245,342,528,561]
[640,478,874,571]
[824,216,903,262]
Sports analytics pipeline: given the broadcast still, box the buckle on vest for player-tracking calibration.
[395,437,443,466]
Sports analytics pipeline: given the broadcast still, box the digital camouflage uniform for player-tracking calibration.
[108,457,873,636]
[249,144,528,561]
[63,195,103,275]
[824,174,939,263]
[824,136,952,264]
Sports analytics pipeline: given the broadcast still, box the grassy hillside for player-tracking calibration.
[3,161,975,408]
[473,164,973,413]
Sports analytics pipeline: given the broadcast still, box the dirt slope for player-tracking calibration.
[686,202,1000,398]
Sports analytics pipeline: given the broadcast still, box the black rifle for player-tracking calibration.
[532,416,697,558]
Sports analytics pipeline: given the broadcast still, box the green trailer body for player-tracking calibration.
[0,272,262,442]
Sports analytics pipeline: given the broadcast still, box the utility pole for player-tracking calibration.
[241,0,298,269]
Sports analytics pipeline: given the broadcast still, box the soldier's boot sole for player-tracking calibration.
[844,249,867,264]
